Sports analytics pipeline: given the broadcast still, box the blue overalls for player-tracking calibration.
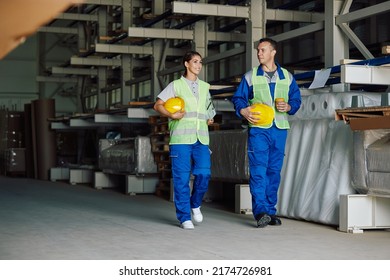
[170,142,211,223]
[248,125,287,217]
[231,64,301,220]
[169,77,211,223]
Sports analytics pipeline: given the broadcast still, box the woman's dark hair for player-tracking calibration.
[182,50,202,76]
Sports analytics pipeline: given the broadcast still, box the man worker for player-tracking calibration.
[231,38,301,228]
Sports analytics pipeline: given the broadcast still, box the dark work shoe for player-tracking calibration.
[256,213,271,228]
[269,215,282,226]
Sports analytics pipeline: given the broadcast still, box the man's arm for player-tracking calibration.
[231,75,251,119]
[231,75,261,124]
[287,76,301,115]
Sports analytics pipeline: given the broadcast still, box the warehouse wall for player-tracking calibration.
[38,32,81,115]
[0,36,38,111]
[0,34,78,114]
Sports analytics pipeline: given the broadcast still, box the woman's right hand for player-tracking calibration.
[170,110,185,120]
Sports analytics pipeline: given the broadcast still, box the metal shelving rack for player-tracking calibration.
[34,0,389,116]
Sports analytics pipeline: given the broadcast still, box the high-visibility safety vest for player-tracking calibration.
[249,66,290,129]
[169,77,210,145]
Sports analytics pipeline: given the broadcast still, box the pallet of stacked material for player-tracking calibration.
[208,123,220,131]
[157,161,171,173]
[150,134,170,152]
[152,149,172,200]
[149,115,172,199]
[149,115,169,134]
[155,178,171,199]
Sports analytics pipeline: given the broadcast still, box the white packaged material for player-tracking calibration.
[352,129,390,194]
[99,136,157,175]
[278,91,384,225]
[366,136,390,172]
[291,91,381,121]
[278,119,355,225]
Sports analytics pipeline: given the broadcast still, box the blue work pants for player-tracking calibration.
[170,141,211,223]
[247,126,287,219]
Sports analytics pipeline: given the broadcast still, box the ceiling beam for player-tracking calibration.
[336,1,390,24]
[70,56,122,66]
[36,76,78,83]
[95,43,153,55]
[56,12,98,21]
[266,8,324,22]
[172,1,324,23]
[128,27,193,40]
[172,1,249,18]
[52,67,98,76]
[271,21,324,42]
[38,26,78,34]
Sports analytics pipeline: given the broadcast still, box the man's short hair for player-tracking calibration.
[258,38,277,51]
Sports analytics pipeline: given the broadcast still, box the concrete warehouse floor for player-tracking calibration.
[0,175,389,260]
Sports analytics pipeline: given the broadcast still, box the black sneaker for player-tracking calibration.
[256,213,271,228]
[269,215,282,226]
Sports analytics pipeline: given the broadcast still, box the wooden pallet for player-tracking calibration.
[335,106,390,130]
[149,115,169,134]
[155,179,171,199]
[149,116,172,199]
[150,134,170,152]
[149,115,168,125]
[208,123,220,131]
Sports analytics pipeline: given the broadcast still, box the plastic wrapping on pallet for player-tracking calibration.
[290,91,381,120]
[366,136,390,172]
[352,129,390,195]
[99,137,157,174]
[279,91,390,225]
[278,118,355,225]
[209,130,249,181]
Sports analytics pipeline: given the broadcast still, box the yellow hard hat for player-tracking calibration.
[250,103,275,126]
[164,97,185,113]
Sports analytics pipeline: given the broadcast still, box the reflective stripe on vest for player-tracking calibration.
[169,77,210,145]
[250,66,290,129]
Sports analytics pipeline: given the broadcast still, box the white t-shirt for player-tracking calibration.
[157,76,215,118]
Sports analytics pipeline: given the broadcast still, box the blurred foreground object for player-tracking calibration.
[0,0,84,59]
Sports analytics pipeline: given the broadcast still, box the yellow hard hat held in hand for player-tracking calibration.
[250,103,275,126]
[164,97,185,113]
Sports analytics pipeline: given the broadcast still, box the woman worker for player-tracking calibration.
[153,51,215,229]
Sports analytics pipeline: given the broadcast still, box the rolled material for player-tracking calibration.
[32,99,56,180]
